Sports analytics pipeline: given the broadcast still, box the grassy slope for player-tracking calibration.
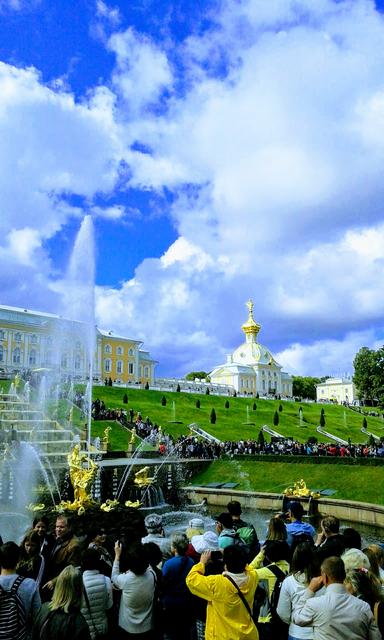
[60,386,384,506]
[188,460,384,505]
[87,385,384,444]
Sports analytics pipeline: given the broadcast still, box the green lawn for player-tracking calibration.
[188,459,384,505]
[83,385,384,445]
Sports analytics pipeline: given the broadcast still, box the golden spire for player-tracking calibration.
[241,298,261,341]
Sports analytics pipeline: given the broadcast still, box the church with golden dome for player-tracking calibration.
[209,300,293,397]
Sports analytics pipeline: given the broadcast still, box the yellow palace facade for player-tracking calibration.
[0,305,157,386]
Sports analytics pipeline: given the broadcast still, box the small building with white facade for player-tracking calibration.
[316,377,357,404]
[209,300,293,396]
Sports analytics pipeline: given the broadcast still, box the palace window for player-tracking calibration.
[105,344,112,354]
[75,341,81,350]
[116,360,123,374]
[75,355,81,370]
[0,330,4,340]
[61,353,68,369]
[117,346,123,356]
[13,347,21,364]
[29,349,37,366]
[30,334,38,344]
[144,366,149,377]
[128,348,134,356]
[0,346,3,362]
[128,363,134,375]
[45,351,52,365]
[14,332,22,342]
[104,359,111,373]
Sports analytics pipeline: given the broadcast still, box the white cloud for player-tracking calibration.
[96,0,121,26]
[108,28,172,115]
[3,0,384,378]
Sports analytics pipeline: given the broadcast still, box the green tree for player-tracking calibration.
[176,384,181,392]
[257,430,265,446]
[205,387,210,395]
[145,381,149,390]
[161,396,167,406]
[253,402,257,411]
[225,400,230,409]
[273,410,279,426]
[123,393,128,404]
[196,399,201,409]
[320,413,326,427]
[185,371,209,380]
[292,376,321,400]
[353,346,384,405]
[279,403,283,412]
[362,416,367,429]
[210,408,217,424]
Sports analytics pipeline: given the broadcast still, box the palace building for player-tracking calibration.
[209,300,293,396]
[0,304,157,385]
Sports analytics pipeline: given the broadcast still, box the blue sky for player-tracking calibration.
[1,0,384,378]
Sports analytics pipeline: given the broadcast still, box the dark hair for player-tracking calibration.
[264,541,291,564]
[288,501,304,520]
[143,542,162,568]
[321,556,345,582]
[125,544,149,575]
[81,548,101,572]
[322,516,339,535]
[86,526,106,544]
[291,542,318,583]
[216,512,234,529]
[227,500,242,517]
[32,515,49,529]
[0,542,20,569]
[223,544,247,573]
[342,528,361,550]
[21,530,41,552]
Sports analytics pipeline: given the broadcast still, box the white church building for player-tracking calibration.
[209,300,293,397]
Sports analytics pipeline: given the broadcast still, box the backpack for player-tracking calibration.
[253,565,288,640]
[236,526,260,560]
[0,575,26,640]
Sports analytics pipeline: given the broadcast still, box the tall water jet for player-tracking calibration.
[62,215,96,459]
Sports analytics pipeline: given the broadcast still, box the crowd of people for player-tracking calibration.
[1,500,384,639]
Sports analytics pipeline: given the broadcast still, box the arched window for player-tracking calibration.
[144,366,149,377]
[128,348,134,356]
[0,330,5,340]
[116,360,123,374]
[117,346,123,356]
[30,334,37,344]
[104,359,111,373]
[105,344,112,354]
[61,353,68,369]
[14,332,22,342]
[75,341,81,351]
[0,345,3,362]
[74,355,81,370]
[128,363,134,375]
[29,349,37,366]
[13,347,21,364]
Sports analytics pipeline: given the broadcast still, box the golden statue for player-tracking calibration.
[134,466,155,486]
[58,445,98,512]
[129,427,136,444]
[103,426,112,444]
[284,479,320,499]
[14,373,21,389]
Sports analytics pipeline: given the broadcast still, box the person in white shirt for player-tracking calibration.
[277,542,325,640]
[293,556,381,640]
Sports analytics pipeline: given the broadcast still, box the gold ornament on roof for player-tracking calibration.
[241,298,261,338]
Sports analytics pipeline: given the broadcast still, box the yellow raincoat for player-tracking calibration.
[186,561,259,640]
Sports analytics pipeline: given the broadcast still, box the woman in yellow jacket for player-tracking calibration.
[186,545,259,640]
